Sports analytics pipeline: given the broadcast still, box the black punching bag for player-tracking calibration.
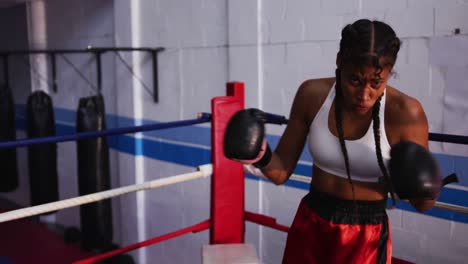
[76,95,112,250]
[0,84,18,192]
[26,91,59,207]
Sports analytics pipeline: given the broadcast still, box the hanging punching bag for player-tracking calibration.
[26,91,58,207]
[0,84,18,192]
[76,94,112,251]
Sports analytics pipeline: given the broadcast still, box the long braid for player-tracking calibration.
[372,96,396,207]
[334,68,356,201]
[336,19,401,206]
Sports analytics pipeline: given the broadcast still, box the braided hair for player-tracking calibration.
[334,19,401,206]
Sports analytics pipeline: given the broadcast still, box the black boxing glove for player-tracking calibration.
[389,141,457,200]
[223,108,272,168]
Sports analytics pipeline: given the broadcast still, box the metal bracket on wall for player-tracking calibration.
[0,47,165,103]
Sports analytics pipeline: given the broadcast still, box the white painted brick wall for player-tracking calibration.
[228,46,261,109]
[114,153,140,251]
[142,50,183,122]
[179,47,228,119]
[321,0,360,15]
[262,183,306,227]
[391,227,421,263]
[427,66,446,153]
[245,180,261,248]
[385,6,434,38]
[262,44,292,115]
[420,95,444,134]
[266,10,304,43]
[56,142,80,228]
[342,14,381,29]
[361,0,407,12]
[441,65,468,156]
[430,36,468,67]
[429,66,446,98]
[228,0,258,45]
[387,208,403,228]
[451,222,468,246]
[388,64,431,98]
[407,0,459,9]
[6,1,466,264]
[384,209,468,264]
[418,235,468,264]
[402,212,452,241]
[435,3,468,36]
[262,228,288,264]
[138,0,227,48]
[304,15,343,41]
[145,160,210,264]
[262,0,321,43]
[407,38,431,65]
[286,42,324,78]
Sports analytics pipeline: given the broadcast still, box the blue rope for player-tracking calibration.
[0,114,211,149]
[264,112,468,145]
[429,133,468,145]
[265,112,288,125]
[2,110,467,149]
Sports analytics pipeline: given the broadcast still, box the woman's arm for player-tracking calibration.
[397,96,437,212]
[260,81,318,185]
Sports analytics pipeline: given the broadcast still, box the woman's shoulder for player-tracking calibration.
[298,77,335,96]
[386,86,427,125]
[293,77,335,123]
[295,77,335,107]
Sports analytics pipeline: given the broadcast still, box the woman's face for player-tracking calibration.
[339,63,392,116]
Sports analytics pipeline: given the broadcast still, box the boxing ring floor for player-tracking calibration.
[0,200,95,264]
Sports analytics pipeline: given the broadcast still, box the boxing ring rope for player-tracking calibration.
[244,165,468,214]
[264,112,468,145]
[0,164,213,223]
[72,220,212,264]
[285,173,468,214]
[0,113,211,149]
[429,133,468,145]
[432,201,468,214]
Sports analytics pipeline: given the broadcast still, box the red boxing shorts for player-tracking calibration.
[282,186,391,264]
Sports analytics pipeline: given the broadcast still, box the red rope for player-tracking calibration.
[73,220,211,264]
[244,211,290,233]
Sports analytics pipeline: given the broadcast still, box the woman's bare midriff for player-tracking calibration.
[311,165,387,201]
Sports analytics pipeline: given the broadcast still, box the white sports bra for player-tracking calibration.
[308,84,391,183]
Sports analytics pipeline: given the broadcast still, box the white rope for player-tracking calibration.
[289,174,311,184]
[291,173,467,214]
[432,201,468,214]
[242,165,312,183]
[0,164,213,224]
[249,168,468,214]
